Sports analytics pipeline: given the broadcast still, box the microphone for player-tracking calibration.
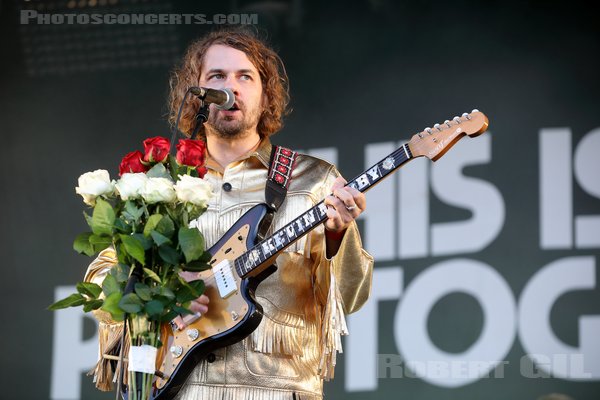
[189,87,235,110]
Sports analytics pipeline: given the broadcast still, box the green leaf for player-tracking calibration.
[146,163,171,179]
[91,198,115,236]
[132,233,153,250]
[150,231,172,247]
[114,263,131,284]
[73,232,94,256]
[102,274,121,296]
[89,234,112,253]
[117,243,128,264]
[122,200,144,223]
[114,218,131,234]
[199,252,212,262]
[156,215,175,238]
[151,285,175,300]
[144,300,164,318]
[101,292,124,321]
[143,267,162,284]
[119,234,145,265]
[48,293,85,310]
[168,154,179,181]
[134,283,152,301]
[173,304,194,316]
[159,309,178,322]
[83,211,93,229]
[143,214,163,237]
[188,167,199,178]
[119,293,144,314]
[182,260,210,272]
[76,282,103,299]
[175,278,203,304]
[158,245,180,266]
[83,299,104,312]
[178,227,204,263]
[188,279,205,296]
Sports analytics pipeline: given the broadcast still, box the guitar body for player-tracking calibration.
[126,203,276,400]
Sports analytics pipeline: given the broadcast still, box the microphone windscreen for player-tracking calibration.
[215,88,235,110]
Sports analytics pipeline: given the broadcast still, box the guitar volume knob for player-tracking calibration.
[170,345,183,358]
[186,329,199,341]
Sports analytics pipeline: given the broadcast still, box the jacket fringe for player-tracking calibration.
[176,384,322,400]
[88,321,130,391]
[317,267,348,380]
[250,306,305,357]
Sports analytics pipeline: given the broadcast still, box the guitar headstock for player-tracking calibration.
[408,110,489,161]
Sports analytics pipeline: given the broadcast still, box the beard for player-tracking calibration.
[206,101,261,139]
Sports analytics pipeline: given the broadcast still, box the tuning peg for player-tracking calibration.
[462,112,471,120]
[472,108,479,113]
[425,127,433,134]
[453,116,461,123]
[434,123,441,131]
[444,120,452,127]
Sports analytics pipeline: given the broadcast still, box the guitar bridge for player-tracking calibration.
[213,259,237,298]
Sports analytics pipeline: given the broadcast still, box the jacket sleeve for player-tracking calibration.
[310,164,374,379]
[311,164,374,313]
[83,247,128,391]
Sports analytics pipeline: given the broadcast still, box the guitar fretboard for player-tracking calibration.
[234,143,413,277]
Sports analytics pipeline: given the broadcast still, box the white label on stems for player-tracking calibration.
[128,345,157,373]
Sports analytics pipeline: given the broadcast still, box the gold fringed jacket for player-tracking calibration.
[85,140,374,400]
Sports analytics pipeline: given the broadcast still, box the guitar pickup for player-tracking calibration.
[213,260,237,298]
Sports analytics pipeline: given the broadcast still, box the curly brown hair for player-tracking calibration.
[168,28,290,138]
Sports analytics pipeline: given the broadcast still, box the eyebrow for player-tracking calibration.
[205,68,256,75]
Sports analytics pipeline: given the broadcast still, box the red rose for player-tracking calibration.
[119,150,148,176]
[176,139,206,168]
[197,166,208,178]
[143,136,170,163]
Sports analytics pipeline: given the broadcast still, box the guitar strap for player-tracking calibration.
[258,145,298,241]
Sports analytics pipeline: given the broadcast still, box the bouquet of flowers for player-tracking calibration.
[49,136,213,400]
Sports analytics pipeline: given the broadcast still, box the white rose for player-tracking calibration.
[115,173,149,200]
[75,169,114,206]
[141,177,176,204]
[174,175,213,207]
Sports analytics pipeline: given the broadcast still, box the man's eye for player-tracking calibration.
[240,74,252,81]
[209,74,224,80]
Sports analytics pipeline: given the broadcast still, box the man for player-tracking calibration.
[87,28,373,400]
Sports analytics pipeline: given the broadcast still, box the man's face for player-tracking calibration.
[199,44,264,139]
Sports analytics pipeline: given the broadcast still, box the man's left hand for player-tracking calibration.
[324,176,366,235]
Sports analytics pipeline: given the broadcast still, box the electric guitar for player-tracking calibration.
[128,110,489,399]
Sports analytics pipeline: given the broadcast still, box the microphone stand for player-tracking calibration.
[191,102,209,140]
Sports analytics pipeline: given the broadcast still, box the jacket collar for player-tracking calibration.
[205,137,272,173]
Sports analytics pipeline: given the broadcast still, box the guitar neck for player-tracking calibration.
[234,143,414,277]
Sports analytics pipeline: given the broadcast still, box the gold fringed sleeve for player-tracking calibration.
[83,247,129,391]
[313,222,374,380]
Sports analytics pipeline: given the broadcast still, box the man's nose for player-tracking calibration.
[224,76,240,96]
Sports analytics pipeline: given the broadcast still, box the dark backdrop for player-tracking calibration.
[1,0,599,399]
